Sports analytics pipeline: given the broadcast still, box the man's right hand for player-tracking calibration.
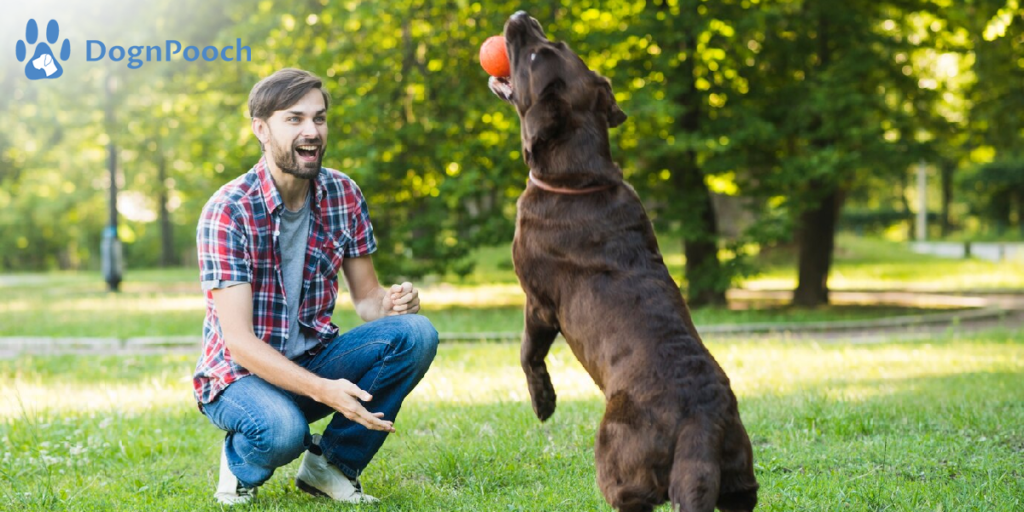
[316,378,395,433]
[212,284,396,434]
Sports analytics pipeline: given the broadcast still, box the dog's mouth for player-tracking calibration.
[488,75,514,102]
[487,11,548,104]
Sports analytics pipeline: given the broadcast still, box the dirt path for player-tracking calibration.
[1,290,1021,358]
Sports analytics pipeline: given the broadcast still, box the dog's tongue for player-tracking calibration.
[488,76,514,102]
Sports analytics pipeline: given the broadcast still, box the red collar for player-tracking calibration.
[528,171,615,195]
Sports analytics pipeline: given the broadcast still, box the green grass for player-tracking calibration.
[1,331,1022,510]
[0,274,956,338]
[742,234,1024,291]
[447,233,1024,291]
[6,233,1017,339]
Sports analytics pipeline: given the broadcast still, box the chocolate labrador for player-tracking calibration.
[488,12,759,512]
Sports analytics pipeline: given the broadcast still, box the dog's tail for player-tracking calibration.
[668,417,721,512]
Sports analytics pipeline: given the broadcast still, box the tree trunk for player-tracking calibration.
[899,170,913,238]
[670,1,726,307]
[158,151,175,267]
[793,185,842,307]
[940,162,954,237]
[682,190,726,307]
[673,163,725,307]
[792,6,840,308]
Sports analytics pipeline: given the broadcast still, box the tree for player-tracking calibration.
[596,0,766,306]
[749,0,939,306]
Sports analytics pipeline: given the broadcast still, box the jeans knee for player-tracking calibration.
[254,410,309,466]
[394,314,438,368]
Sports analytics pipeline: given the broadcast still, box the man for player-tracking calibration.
[194,68,438,505]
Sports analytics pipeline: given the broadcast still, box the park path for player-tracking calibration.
[1,290,1021,359]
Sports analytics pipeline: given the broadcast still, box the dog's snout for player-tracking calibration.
[505,11,546,44]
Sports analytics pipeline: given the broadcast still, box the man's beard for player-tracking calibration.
[267,134,323,180]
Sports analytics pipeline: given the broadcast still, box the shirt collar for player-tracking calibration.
[255,156,324,214]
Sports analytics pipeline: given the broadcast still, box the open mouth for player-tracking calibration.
[295,144,320,163]
[488,75,514,102]
[488,12,547,104]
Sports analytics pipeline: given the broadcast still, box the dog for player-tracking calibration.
[488,12,759,512]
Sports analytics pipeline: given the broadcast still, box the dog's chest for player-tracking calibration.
[512,191,656,300]
[511,230,560,301]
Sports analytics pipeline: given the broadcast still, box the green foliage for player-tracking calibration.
[1,0,1022,282]
[840,208,913,234]
[959,158,1024,233]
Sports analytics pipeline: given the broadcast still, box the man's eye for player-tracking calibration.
[315,116,326,123]
[287,117,299,122]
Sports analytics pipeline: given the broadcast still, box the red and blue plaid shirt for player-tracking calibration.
[193,157,376,406]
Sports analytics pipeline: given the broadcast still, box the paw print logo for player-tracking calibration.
[15,20,71,80]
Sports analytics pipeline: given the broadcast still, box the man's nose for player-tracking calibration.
[299,119,320,139]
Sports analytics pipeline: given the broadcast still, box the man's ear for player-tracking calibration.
[597,76,627,128]
[523,80,570,146]
[252,117,269,150]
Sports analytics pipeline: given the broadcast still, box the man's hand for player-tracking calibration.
[382,282,420,315]
[315,378,395,432]
[213,284,395,432]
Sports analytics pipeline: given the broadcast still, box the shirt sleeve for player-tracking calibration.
[200,280,248,292]
[344,180,377,258]
[197,201,252,284]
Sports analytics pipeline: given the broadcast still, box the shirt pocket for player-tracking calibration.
[318,230,352,280]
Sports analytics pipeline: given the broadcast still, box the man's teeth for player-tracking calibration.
[297,145,318,151]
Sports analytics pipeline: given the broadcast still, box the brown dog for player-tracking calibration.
[488,12,759,512]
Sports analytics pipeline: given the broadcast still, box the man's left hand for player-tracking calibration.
[383,282,420,315]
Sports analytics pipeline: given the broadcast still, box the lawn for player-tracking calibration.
[3,234,1019,338]
[0,281,959,339]
[444,233,1024,291]
[741,234,1024,291]
[1,331,1022,510]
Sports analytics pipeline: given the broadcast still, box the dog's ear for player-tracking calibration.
[597,76,627,128]
[523,80,571,145]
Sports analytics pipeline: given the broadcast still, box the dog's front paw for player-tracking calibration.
[528,374,557,421]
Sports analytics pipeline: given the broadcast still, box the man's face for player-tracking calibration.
[255,88,328,179]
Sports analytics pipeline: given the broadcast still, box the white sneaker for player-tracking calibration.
[214,444,258,505]
[296,435,379,503]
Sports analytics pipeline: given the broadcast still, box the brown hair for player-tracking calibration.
[248,68,331,121]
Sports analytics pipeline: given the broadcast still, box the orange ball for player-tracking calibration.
[479,35,510,77]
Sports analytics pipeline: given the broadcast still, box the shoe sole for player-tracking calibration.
[296,477,379,504]
[295,477,330,498]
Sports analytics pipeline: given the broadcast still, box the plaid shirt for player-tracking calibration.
[193,157,376,406]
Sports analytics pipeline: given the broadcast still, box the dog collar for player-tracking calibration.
[528,171,615,195]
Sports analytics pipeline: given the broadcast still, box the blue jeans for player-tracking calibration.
[202,314,438,487]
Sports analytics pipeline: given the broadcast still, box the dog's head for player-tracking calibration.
[488,11,627,167]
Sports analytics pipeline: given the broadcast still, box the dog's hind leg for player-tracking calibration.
[668,417,722,512]
[595,393,670,512]
[521,301,560,421]
[716,419,758,512]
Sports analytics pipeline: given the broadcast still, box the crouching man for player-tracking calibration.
[193,68,438,505]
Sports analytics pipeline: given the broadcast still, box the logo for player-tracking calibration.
[15,19,252,79]
[86,39,251,70]
[15,19,71,80]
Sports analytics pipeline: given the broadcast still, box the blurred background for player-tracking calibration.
[2,3,1024,509]
[1,0,1021,308]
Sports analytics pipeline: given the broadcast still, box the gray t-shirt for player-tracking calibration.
[201,189,320,361]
